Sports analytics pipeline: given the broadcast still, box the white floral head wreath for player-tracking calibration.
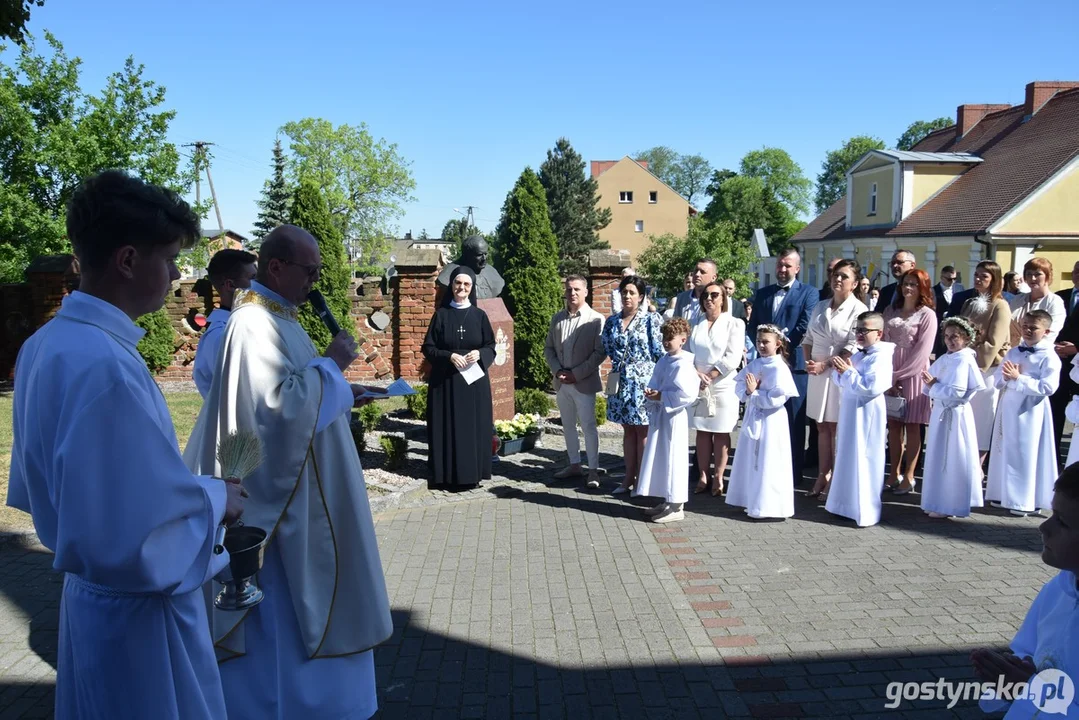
[941,316,978,344]
[756,324,789,343]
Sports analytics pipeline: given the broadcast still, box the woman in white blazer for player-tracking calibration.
[687,281,745,496]
[802,259,868,499]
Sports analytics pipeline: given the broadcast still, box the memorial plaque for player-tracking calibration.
[478,298,514,421]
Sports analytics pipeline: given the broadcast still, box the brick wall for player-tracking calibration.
[3,250,629,384]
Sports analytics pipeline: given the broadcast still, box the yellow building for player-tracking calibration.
[793,81,1079,291]
[592,157,697,261]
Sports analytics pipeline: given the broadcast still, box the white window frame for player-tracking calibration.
[869,183,878,215]
[634,220,644,233]
[619,191,633,203]
[648,191,658,204]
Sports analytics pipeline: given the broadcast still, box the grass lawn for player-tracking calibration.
[0,391,408,534]
[0,392,206,533]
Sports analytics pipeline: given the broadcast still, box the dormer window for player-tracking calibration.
[869,183,878,216]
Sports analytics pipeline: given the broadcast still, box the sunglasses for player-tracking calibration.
[281,259,322,279]
[703,291,723,300]
[854,327,881,335]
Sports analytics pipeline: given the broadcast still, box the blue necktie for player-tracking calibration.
[1017,346,1036,354]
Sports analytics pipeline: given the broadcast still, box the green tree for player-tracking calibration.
[739,147,812,215]
[814,135,886,212]
[441,217,481,261]
[135,308,176,373]
[493,168,563,390]
[251,138,290,248]
[538,137,611,276]
[280,117,415,267]
[0,33,194,281]
[634,146,679,187]
[0,0,43,43]
[290,179,352,353]
[670,153,712,206]
[896,117,953,151]
[637,217,756,300]
[702,175,794,254]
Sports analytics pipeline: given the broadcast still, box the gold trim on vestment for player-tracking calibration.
[233,288,299,322]
[213,369,324,660]
[310,447,341,657]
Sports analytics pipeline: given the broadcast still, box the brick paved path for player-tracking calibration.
[0,428,1056,718]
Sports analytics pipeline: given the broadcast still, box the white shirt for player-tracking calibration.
[193,307,230,398]
[772,282,795,316]
[942,284,954,306]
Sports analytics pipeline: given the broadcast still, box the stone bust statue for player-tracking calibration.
[437,235,505,299]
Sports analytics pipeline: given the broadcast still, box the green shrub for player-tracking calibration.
[358,403,384,433]
[595,395,607,427]
[405,384,428,419]
[515,388,552,417]
[136,308,176,373]
[350,421,366,454]
[379,435,408,471]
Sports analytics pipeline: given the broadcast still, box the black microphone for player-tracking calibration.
[307,289,341,336]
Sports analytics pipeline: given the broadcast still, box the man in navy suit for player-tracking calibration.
[931,266,961,357]
[876,249,916,312]
[1051,260,1079,458]
[947,287,978,318]
[747,248,820,485]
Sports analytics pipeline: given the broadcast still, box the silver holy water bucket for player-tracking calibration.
[213,525,267,610]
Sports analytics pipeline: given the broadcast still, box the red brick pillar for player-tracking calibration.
[25,255,79,330]
[588,250,630,380]
[393,249,443,381]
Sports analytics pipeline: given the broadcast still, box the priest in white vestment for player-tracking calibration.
[987,310,1060,515]
[826,313,894,527]
[7,170,244,719]
[193,249,256,398]
[973,464,1079,718]
[184,225,393,720]
[635,317,700,523]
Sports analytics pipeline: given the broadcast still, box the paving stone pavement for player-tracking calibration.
[0,425,1058,718]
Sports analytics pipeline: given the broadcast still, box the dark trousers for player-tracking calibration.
[789,370,809,485]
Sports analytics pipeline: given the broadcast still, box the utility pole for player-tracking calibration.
[183,141,225,238]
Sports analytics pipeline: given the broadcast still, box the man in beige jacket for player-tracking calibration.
[544,275,607,488]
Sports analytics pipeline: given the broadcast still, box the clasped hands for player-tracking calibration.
[451,350,480,369]
[1001,360,1021,381]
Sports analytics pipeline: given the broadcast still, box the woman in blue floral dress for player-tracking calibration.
[602,275,664,494]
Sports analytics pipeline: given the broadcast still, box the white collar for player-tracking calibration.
[449,299,471,309]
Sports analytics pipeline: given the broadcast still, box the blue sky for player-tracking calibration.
[14,0,1079,243]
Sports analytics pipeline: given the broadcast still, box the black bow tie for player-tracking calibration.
[858,348,868,353]
[1017,346,1036,354]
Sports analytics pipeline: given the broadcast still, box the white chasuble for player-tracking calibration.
[184,286,392,718]
[987,340,1060,513]
[920,348,985,517]
[635,352,700,504]
[726,356,799,518]
[9,291,229,719]
[826,342,894,527]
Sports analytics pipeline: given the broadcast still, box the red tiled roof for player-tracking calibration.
[793,88,1079,242]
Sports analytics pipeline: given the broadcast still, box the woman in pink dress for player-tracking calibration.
[883,268,938,494]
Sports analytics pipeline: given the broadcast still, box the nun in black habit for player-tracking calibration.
[422,265,496,488]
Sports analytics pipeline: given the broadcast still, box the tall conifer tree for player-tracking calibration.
[538,138,611,276]
[252,138,291,247]
[290,179,351,352]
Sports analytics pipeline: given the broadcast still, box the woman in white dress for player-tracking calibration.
[802,259,867,499]
[1009,257,1066,346]
[687,281,745,496]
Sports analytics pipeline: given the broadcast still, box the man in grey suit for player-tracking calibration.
[544,275,607,488]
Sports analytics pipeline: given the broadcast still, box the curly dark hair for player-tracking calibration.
[66,170,200,272]
[662,317,691,341]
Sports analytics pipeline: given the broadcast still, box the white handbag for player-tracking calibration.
[885,395,907,420]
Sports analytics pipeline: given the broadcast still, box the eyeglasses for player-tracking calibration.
[281,260,322,279]
[704,292,723,300]
[854,327,881,335]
